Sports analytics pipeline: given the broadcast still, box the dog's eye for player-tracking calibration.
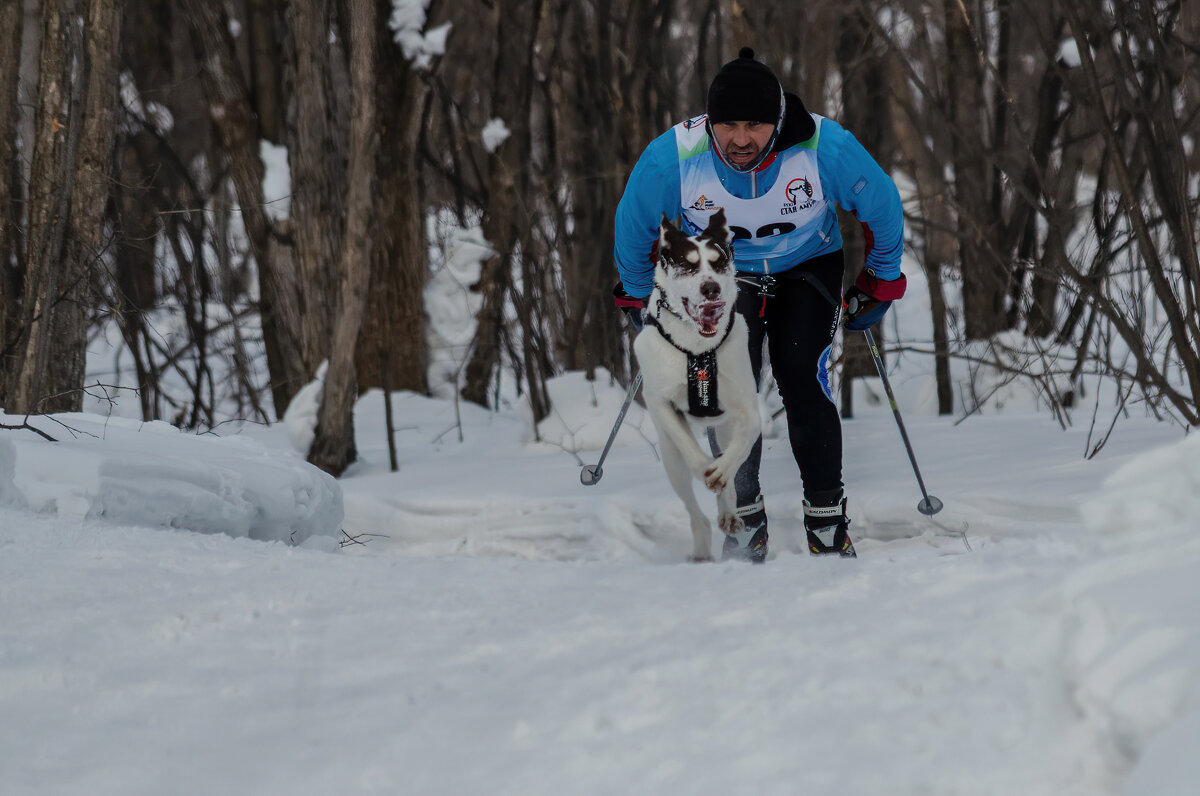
[708,245,732,271]
[663,246,702,274]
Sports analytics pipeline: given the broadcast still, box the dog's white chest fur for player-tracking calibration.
[635,315,751,429]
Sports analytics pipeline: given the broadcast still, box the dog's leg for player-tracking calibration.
[647,401,716,483]
[711,423,745,537]
[648,408,713,562]
[703,348,761,495]
[703,410,757,494]
[715,484,742,537]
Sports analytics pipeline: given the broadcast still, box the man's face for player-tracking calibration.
[711,121,774,168]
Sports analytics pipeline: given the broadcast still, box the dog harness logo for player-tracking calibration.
[687,355,721,417]
[691,194,717,211]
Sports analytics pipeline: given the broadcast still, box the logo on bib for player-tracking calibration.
[691,194,718,211]
[786,177,814,203]
[782,177,817,215]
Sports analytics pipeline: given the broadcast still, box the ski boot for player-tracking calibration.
[722,497,768,564]
[803,491,857,558]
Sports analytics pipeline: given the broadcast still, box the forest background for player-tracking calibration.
[1,0,1197,476]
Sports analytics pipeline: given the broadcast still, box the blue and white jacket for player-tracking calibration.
[614,113,903,299]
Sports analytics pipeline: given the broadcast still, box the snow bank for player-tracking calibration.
[1081,432,1200,543]
[0,438,26,509]
[523,368,656,451]
[1070,434,1200,790]
[1,413,341,545]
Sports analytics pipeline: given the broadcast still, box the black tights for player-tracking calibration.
[731,249,846,510]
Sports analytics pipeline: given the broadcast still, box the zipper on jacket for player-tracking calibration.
[748,168,770,275]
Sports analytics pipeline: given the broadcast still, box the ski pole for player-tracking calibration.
[861,327,943,516]
[580,371,642,486]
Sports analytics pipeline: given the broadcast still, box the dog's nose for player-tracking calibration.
[700,280,721,300]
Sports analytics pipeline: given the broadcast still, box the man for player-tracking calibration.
[612,47,906,562]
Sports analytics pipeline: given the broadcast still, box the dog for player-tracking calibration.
[634,209,760,562]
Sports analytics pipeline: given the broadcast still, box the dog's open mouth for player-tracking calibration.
[683,298,727,338]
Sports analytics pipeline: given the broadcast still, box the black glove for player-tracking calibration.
[843,269,907,331]
[613,281,648,331]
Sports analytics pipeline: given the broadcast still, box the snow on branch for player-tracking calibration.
[388,0,451,70]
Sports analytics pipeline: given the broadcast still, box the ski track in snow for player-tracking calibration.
[1,391,1197,795]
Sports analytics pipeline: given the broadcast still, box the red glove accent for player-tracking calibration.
[854,268,907,302]
[612,282,648,309]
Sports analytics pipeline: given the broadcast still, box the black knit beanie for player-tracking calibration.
[706,47,784,125]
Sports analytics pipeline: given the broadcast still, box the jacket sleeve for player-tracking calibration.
[816,118,904,281]
[613,130,682,299]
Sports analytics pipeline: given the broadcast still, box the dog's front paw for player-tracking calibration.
[718,512,744,536]
[686,453,716,482]
[704,455,734,492]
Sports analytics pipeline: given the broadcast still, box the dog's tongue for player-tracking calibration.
[697,302,724,337]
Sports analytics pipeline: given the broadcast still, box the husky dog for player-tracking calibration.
[634,210,760,562]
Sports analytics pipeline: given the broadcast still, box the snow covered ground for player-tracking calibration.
[2,366,1198,794]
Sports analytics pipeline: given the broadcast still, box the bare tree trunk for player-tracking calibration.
[111,133,162,419]
[309,0,377,476]
[556,0,624,379]
[6,0,84,414]
[946,0,1007,339]
[835,3,893,418]
[354,0,428,395]
[51,0,121,408]
[245,0,285,144]
[0,0,23,399]
[551,0,679,384]
[285,0,346,376]
[181,0,306,417]
[884,18,955,414]
[462,0,544,413]
[17,0,39,206]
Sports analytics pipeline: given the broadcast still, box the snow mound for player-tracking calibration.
[1081,432,1200,543]
[0,438,26,509]
[1069,433,1200,789]
[2,413,342,544]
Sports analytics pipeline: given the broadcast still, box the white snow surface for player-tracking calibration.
[2,373,1197,793]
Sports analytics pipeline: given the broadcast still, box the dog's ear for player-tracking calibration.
[701,208,731,248]
[658,213,689,256]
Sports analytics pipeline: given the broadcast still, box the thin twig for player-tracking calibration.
[0,419,57,442]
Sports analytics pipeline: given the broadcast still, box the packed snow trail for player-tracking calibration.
[3,389,1197,794]
[0,506,1130,794]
